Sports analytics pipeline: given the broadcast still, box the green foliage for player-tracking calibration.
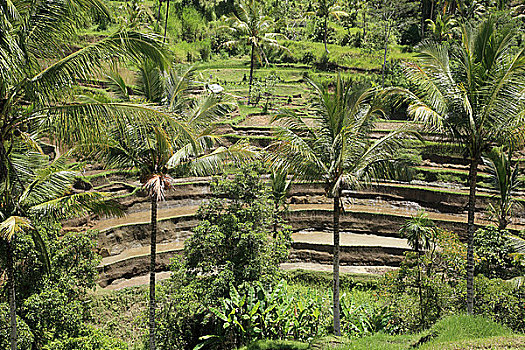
[156,165,290,349]
[43,325,128,350]
[283,270,379,291]
[474,227,524,279]
[184,165,291,299]
[240,339,309,350]
[0,304,34,350]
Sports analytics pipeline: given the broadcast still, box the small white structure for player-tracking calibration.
[207,84,224,94]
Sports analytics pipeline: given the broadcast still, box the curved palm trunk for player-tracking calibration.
[248,42,255,104]
[7,242,17,350]
[332,195,341,336]
[149,195,158,350]
[323,16,329,54]
[466,157,479,314]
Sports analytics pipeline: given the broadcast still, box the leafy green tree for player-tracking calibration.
[221,0,288,103]
[484,146,522,230]
[1,148,122,350]
[268,75,412,335]
[392,18,525,313]
[426,6,457,43]
[157,165,290,349]
[184,165,290,299]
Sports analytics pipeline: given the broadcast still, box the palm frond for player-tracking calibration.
[0,216,32,242]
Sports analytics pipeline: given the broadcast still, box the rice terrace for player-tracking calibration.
[1,0,525,349]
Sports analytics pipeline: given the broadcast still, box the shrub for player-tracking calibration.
[240,340,309,350]
[0,303,34,350]
[474,227,523,279]
[43,326,128,350]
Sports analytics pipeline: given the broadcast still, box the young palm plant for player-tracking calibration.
[484,146,522,231]
[399,211,436,326]
[221,0,289,103]
[102,64,256,350]
[1,147,122,350]
[267,75,413,336]
[389,18,525,313]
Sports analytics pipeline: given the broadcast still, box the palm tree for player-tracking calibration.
[102,65,256,350]
[1,148,122,350]
[399,211,436,326]
[484,146,522,231]
[391,18,525,313]
[268,75,412,336]
[221,0,289,103]
[0,0,167,181]
[307,0,348,54]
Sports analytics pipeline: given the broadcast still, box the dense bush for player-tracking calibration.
[202,280,389,348]
[381,229,525,333]
[43,326,128,350]
[474,227,525,279]
[0,224,116,349]
[156,165,291,350]
[0,304,34,350]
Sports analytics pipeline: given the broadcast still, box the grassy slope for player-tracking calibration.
[243,315,525,350]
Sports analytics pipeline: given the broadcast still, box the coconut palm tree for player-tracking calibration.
[267,75,413,336]
[221,0,289,103]
[484,146,522,231]
[1,147,122,350]
[390,18,525,313]
[102,64,256,350]
[307,0,348,54]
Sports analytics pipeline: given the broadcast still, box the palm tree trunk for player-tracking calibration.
[416,244,424,326]
[156,0,162,27]
[163,0,170,43]
[323,16,329,54]
[248,42,255,104]
[332,195,341,336]
[381,21,391,88]
[7,241,17,350]
[149,195,158,350]
[466,156,479,314]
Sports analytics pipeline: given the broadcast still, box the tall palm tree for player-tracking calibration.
[484,146,522,231]
[102,65,256,350]
[221,0,289,103]
[1,147,122,350]
[268,75,412,336]
[307,0,348,53]
[391,18,525,313]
